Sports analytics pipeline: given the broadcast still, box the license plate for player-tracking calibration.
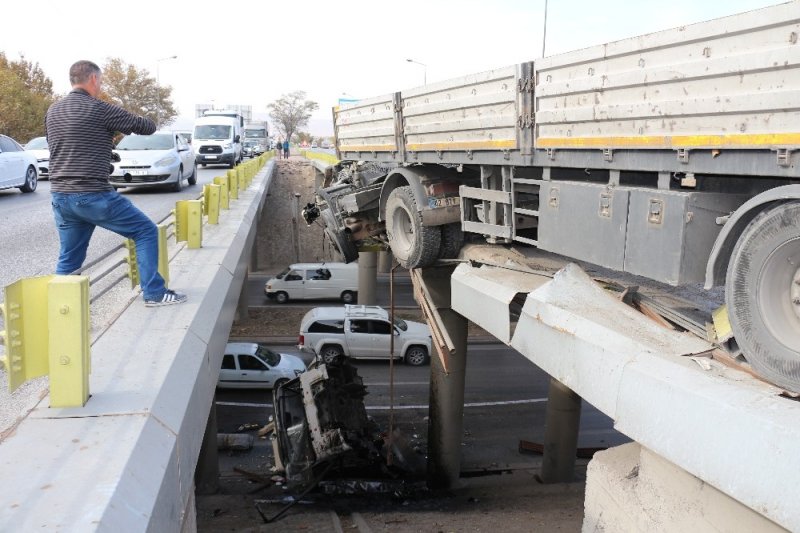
[205,155,217,159]
[132,170,148,176]
[430,196,460,208]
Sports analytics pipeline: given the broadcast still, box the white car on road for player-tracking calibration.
[0,134,38,193]
[24,136,50,179]
[219,343,306,389]
[110,131,196,192]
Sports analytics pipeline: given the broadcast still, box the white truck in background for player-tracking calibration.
[306,2,800,392]
[244,120,269,155]
[193,110,245,168]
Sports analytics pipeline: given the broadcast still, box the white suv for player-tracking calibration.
[298,305,432,366]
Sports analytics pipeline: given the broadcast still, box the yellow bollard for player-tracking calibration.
[206,184,221,224]
[157,224,169,286]
[48,276,90,408]
[214,176,230,209]
[124,239,140,288]
[175,201,189,243]
[237,166,245,191]
[186,200,203,249]
[227,169,239,199]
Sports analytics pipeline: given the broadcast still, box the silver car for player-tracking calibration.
[24,136,50,179]
[218,343,306,389]
[0,134,38,193]
[110,131,196,192]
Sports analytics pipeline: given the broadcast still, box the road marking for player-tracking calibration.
[215,397,548,410]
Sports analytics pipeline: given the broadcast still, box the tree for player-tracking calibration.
[0,52,55,141]
[100,58,177,127]
[268,91,318,144]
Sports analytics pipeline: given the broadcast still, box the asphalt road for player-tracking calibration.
[0,164,235,299]
[215,342,628,471]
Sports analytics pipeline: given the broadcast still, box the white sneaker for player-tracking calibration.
[145,289,187,307]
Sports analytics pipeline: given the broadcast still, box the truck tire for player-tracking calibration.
[385,186,441,269]
[404,346,429,366]
[438,222,464,260]
[726,201,800,392]
[319,345,344,365]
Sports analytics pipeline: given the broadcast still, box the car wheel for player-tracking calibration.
[187,165,197,186]
[340,290,356,304]
[275,291,289,304]
[404,346,429,366]
[19,166,37,193]
[171,167,183,192]
[320,345,344,365]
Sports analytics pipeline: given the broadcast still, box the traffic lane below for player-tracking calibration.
[247,274,416,307]
[214,344,627,467]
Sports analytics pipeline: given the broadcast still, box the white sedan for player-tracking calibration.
[24,136,50,179]
[0,134,38,193]
[110,131,196,192]
[218,343,307,389]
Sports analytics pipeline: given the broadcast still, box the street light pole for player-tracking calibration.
[406,58,427,85]
[155,55,177,128]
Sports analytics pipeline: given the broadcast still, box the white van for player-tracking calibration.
[192,113,243,168]
[265,262,359,304]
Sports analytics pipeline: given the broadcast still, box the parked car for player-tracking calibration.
[218,342,306,389]
[110,131,196,192]
[265,262,358,304]
[24,136,50,179]
[298,305,432,366]
[0,134,38,193]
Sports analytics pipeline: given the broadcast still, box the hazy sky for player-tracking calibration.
[0,0,784,135]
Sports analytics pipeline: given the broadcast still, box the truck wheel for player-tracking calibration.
[341,290,356,304]
[404,346,429,366]
[385,186,441,269]
[726,201,800,391]
[438,222,464,259]
[275,291,289,304]
[320,345,344,365]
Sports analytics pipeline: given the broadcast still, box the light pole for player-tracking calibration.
[405,58,427,85]
[155,55,177,128]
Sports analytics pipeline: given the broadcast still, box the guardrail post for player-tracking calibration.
[175,201,189,243]
[157,224,169,286]
[124,239,140,288]
[205,184,221,224]
[187,200,203,249]
[48,276,90,408]
[237,166,246,191]
[214,176,230,209]
[227,170,239,199]
[0,276,51,391]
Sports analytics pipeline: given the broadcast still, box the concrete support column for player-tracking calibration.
[195,396,219,495]
[357,251,378,305]
[540,377,582,483]
[250,240,258,272]
[235,269,249,323]
[377,250,393,273]
[419,267,468,490]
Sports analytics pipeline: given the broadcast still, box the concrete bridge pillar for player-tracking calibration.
[377,250,393,273]
[539,377,582,483]
[357,251,378,305]
[195,396,219,494]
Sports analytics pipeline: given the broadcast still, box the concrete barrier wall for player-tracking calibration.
[0,161,275,531]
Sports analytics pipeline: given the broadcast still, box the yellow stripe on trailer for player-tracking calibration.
[406,140,517,151]
[536,133,800,149]
[339,144,397,152]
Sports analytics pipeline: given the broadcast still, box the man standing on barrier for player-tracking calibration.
[46,60,187,307]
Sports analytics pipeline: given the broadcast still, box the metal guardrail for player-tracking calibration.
[301,150,340,166]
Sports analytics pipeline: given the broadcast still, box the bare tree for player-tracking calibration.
[268,91,318,143]
[100,58,178,127]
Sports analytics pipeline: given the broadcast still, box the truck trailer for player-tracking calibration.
[307,1,800,391]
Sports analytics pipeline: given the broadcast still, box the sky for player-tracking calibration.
[0,0,785,136]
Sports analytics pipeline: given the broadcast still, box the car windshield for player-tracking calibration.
[276,267,290,279]
[195,125,231,140]
[116,134,173,150]
[393,318,408,331]
[245,128,266,137]
[255,346,281,366]
[25,137,48,150]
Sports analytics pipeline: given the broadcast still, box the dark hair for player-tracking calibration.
[69,60,101,85]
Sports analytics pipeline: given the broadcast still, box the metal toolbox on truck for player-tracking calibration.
[623,189,748,285]
[538,181,630,271]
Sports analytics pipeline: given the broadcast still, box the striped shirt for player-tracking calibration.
[45,88,156,193]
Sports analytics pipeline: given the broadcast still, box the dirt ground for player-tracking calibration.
[197,157,587,532]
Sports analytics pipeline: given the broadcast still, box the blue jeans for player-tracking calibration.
[51,191,167,301]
